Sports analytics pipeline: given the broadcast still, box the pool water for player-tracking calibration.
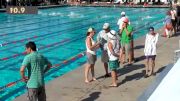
[0,7,167,101]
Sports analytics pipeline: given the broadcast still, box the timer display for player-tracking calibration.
[6,6,38,14]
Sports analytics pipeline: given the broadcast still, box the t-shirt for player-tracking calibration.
[170,10,176,20]
[121,25,133,44]
[165,16,172,24]
[117,16,130,30]
[97,30,108,50]
[144,33,159,56]
[22,52,50,88]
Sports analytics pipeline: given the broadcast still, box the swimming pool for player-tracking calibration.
[0,6,167,101]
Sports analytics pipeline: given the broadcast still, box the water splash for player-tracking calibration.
[141,15,153,20]
[67,12,84,18]
[38,11,64,17]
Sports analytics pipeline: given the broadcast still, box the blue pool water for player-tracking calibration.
[0,7,167,101]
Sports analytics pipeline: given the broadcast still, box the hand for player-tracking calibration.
[22,77,28,83]
[122,24,126,29]
[96,41,100,45]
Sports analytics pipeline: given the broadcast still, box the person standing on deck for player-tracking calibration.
[20,41,52,101]
[97,23,111,78]
[144,27,159,77]
[120,17,133,65]
[107,30,121,87]
[117,12,135,63]
[85,27,100,83]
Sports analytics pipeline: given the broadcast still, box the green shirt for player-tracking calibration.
[121,25,133,44]
[22,52,50,88]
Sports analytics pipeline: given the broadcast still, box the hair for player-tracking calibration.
[86,32,91,36]
[26,41,37,51]
[149,27,154,31]
[166,10,171,16]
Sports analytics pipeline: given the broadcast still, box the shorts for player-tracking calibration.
[121,42,132,54]
[165,24,173,30]
[86,52,97,64]
[101,50,109,63]
[171,19,176,28]
[27,86,46,101]
[146,55,156,61]
[108,60,119,71]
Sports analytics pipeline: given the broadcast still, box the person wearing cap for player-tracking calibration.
[97,23,111,78]
[107,30,121,87]
[144,27,159,77]
[85,27,100,83]
[117,11,130,35]
[117,12,134,62]
[120,17,133,65]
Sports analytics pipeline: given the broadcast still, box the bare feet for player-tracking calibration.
[109,84,117,87]
[92,78,97,81]
[85,80,90,83]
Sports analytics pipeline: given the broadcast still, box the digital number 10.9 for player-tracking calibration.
[10,7,25,13]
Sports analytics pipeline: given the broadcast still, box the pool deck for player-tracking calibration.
[14,29,180,101]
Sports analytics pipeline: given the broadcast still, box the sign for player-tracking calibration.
[6,6,38,14]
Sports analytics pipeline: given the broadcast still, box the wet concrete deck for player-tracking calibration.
[14,29,180,101]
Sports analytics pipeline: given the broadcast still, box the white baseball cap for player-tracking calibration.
[87,27,94,33]
[121,11,126,16]
[108,30,117,40]
[103,23,110,29]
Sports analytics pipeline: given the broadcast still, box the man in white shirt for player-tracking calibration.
[117,11,130,34]
[97,23,111,78]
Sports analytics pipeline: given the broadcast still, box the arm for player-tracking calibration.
[20,57,29,82]
[144,34,148,53]
[124,27,132,36]
[44,57,52,73]
[44,63,52,73]
[20,66,28,82]
[119,28,123,36]
[108,42,119,57]
[86,37,99,51]
[154,33,159,45]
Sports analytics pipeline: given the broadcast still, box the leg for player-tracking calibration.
[128,51,132,64]
[121,47,126,64]
[90,64,96,81]
[165,28,170,38]
[38,86,46,101]
[110,70,117,87]
[104,62,110,77]
[27,88,38,101]
[148,58,153,76]
[151,56,156,75]
[145,57,149,76]
[126,43,132,64]
[152,60,155,74]
[101,51,109,76]
[85,64,91,83]
[130,38,134,61]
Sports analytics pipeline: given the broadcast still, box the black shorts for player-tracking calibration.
[146,55,156,61]
[171,19,177,27]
